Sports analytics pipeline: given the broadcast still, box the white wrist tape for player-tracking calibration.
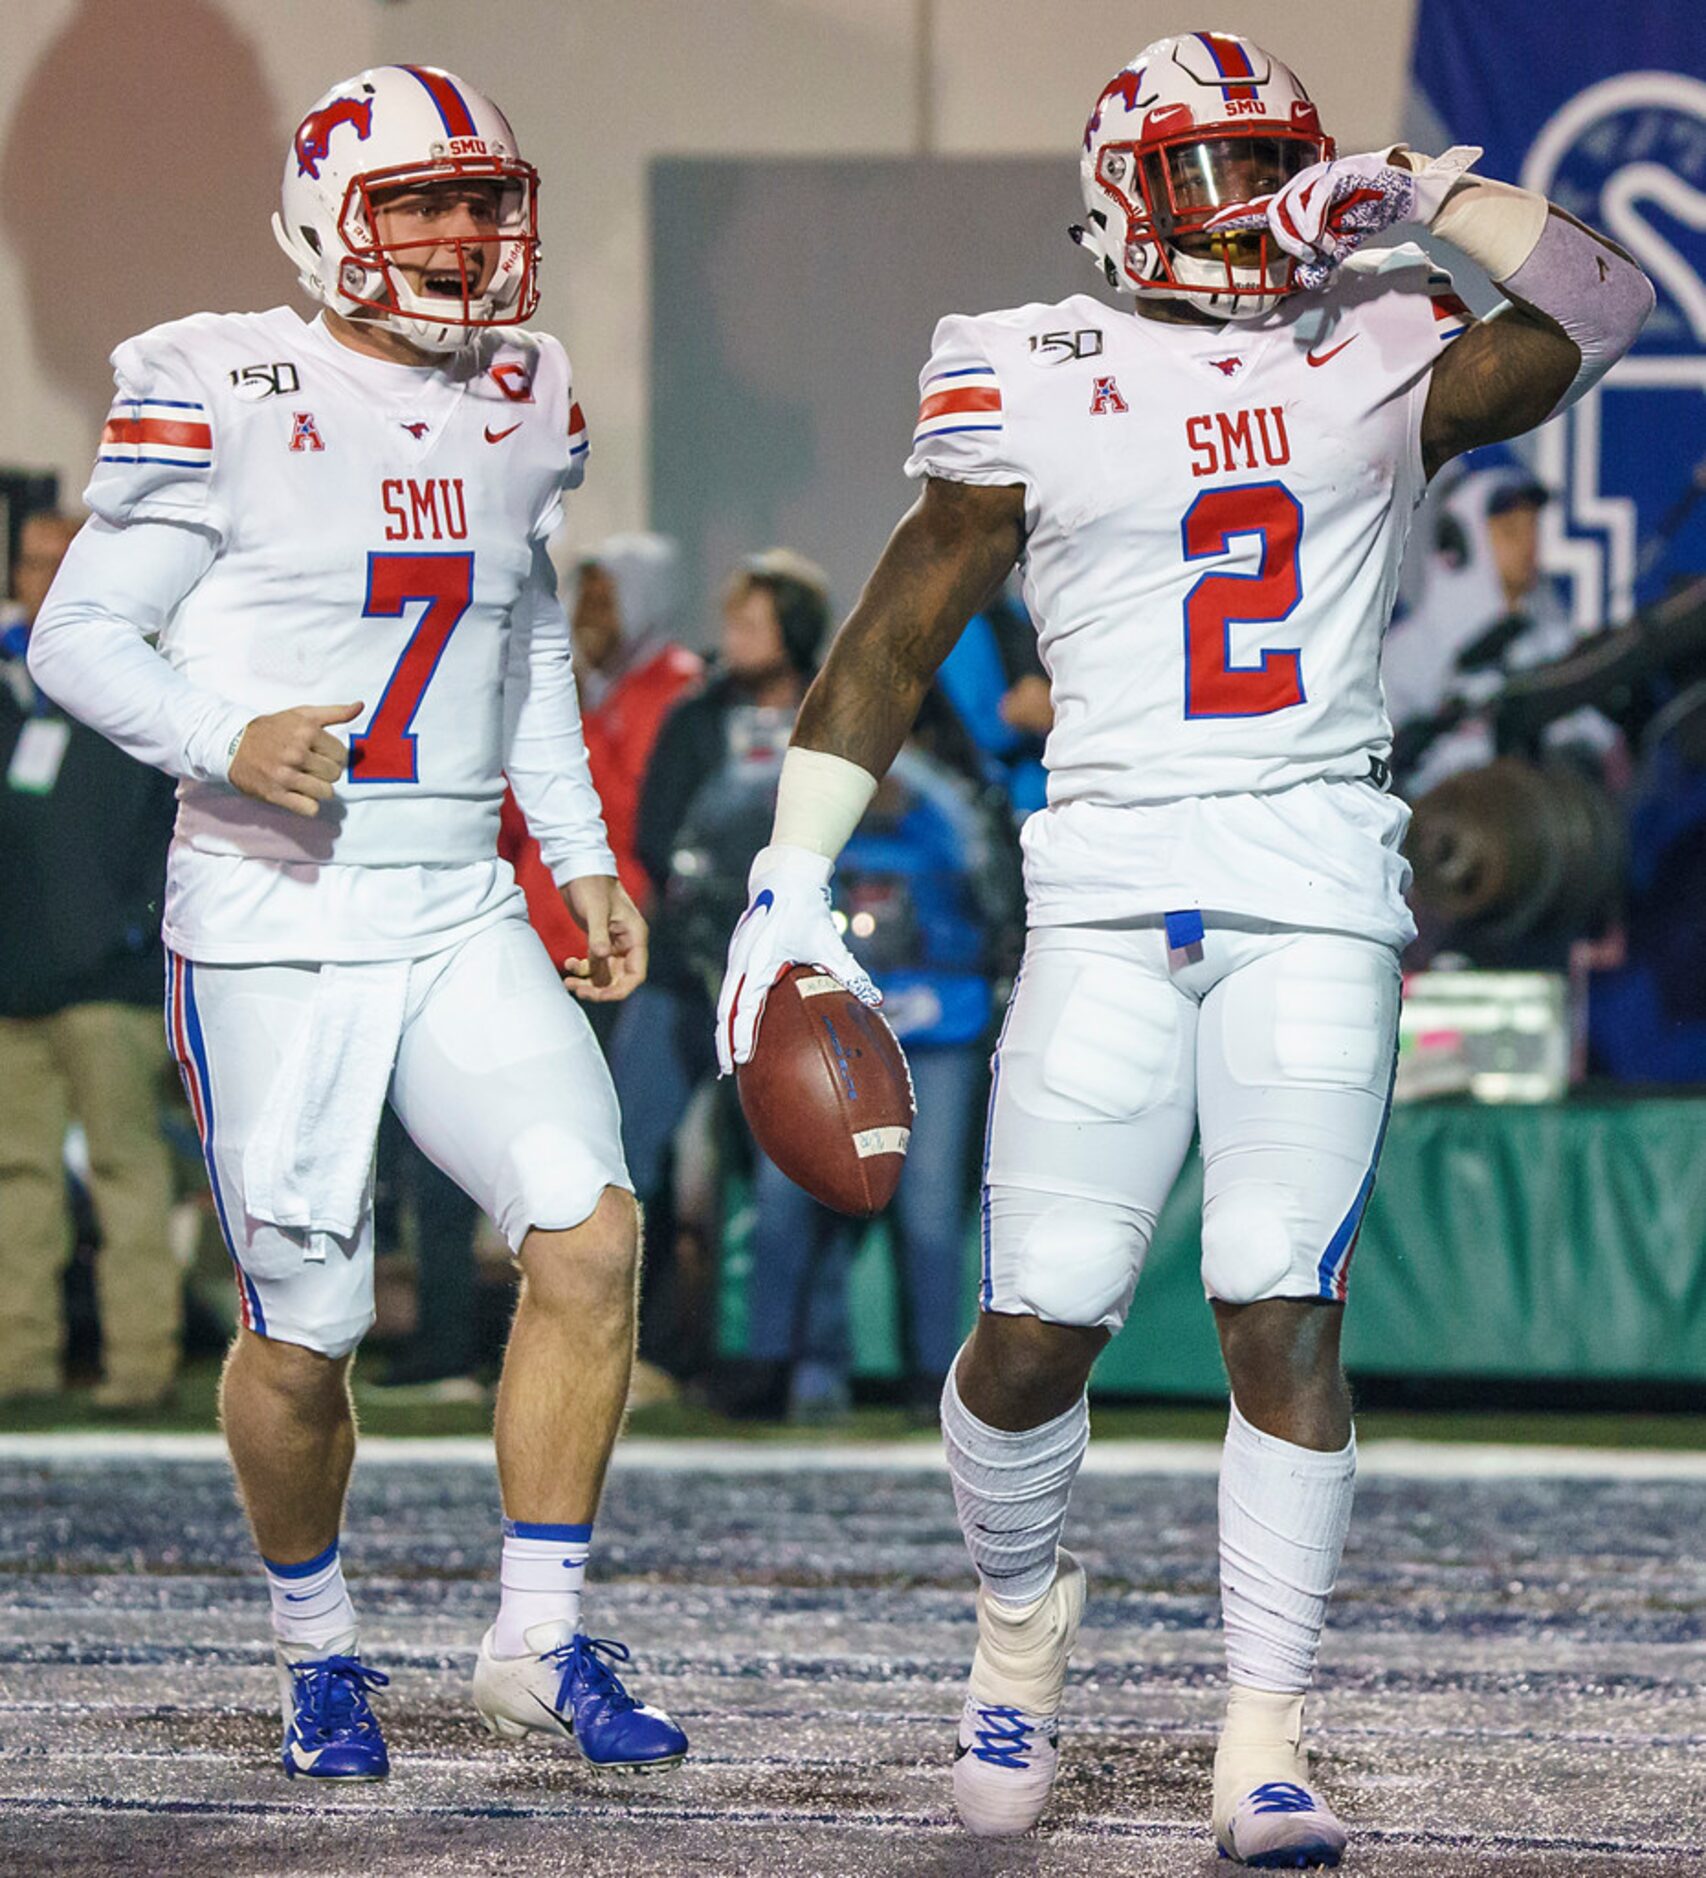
[1394,147,1549,280]
[770,744,879,860]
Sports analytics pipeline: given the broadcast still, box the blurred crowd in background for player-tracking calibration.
[4,441,1704,1417]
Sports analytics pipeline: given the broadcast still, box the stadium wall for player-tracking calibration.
[0,0,1417,562]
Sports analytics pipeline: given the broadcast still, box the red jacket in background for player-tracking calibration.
[500,640,704,963]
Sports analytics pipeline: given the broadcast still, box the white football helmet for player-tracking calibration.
[272,65,540,354]
[1073,31,1333,321]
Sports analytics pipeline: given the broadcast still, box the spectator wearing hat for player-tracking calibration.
[1383,465,1619,798]
[0,511,180,1408]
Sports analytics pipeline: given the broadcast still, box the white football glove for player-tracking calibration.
[1209,145,1480,290]
[715,843,880,1077]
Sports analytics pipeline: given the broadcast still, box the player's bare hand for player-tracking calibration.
[560,875,649,1001]
[228,702,363,818]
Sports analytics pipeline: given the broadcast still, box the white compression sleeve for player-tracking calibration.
[769,745,878,860]
[26,516,249,783]
[1400,149,1655,414]
[502,541,618,884]
[1500,211,1657,413]
[1219,1400,1356,1693]
[942,1364,1089,1610]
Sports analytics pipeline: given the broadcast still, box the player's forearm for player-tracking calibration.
[789,478,1024,824]
[504,550,618,882]
[507,759,617,882]
[1408,154,1654,412]
[27,518,247,783]
[793,616,938,782]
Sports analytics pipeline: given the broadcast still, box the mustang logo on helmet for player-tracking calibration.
[294,97,374,181]
[1084,69,1147,152]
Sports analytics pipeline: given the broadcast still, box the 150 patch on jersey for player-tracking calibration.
[228,362,302,401]
[1028,327,1104,363]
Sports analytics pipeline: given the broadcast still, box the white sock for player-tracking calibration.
[1218,1400,1356,1692]
[492,1519,592,1657]
[941,1360,1089,1609]
[263,1539,358,1655]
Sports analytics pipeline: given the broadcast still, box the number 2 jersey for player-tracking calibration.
[905,245,1473,949]
[52,304,612,963]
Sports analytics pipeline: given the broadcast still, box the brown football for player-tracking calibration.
[737,966,915,1217]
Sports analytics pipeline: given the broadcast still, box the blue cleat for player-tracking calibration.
[276,1646,391,1781]
[474,1622,688,1772]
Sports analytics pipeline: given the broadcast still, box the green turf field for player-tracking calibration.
[3,1355,1702,1449]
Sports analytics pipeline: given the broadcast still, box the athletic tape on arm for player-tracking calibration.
[770,745,880,861]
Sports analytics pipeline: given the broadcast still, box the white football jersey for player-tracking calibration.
[906,245,1471,947]
[81,306,604,961]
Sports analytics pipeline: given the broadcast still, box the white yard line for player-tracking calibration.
[0,1431,1701,1480]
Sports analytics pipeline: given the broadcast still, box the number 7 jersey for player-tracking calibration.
[905,244,1471,948]
[81,304,599,961]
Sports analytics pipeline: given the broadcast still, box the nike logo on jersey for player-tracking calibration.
[484,422,523,443]
[1305,336,1358,368]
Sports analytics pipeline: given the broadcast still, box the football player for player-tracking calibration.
[29,66,687,1781]
[716,30,1650,1866]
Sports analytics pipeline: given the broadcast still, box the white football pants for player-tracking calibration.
[981,917,1399,1328]
[165,916,630,1357]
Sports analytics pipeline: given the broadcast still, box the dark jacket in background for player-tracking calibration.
[1,647,177,1018]
[635,673,789,997]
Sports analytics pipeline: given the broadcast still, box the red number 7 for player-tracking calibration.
[350,551,474,783]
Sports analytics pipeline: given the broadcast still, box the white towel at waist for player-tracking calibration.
[243,959,410,1238]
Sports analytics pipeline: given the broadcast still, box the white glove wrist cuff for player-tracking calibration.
[748,842,833,892]
[1403,150,1549,279]
[770,745,879,861]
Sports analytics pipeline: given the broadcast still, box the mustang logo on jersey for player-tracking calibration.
[1185,406,1292,478]
[381,477,469,542]
[293,96,374,181]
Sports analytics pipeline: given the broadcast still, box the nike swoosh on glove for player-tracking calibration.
[1208,146,1481,290]
[715,842,880,1078]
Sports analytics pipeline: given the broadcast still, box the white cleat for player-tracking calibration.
[952,1548,1086,1837]
[472,1621,688,1773]
[1213,1688,1347,1869]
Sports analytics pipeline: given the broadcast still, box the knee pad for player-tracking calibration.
[1200,1184,1298,1305]
[984,1187,1148,1330]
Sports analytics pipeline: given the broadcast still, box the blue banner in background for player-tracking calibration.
[1410,2,1706,627]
